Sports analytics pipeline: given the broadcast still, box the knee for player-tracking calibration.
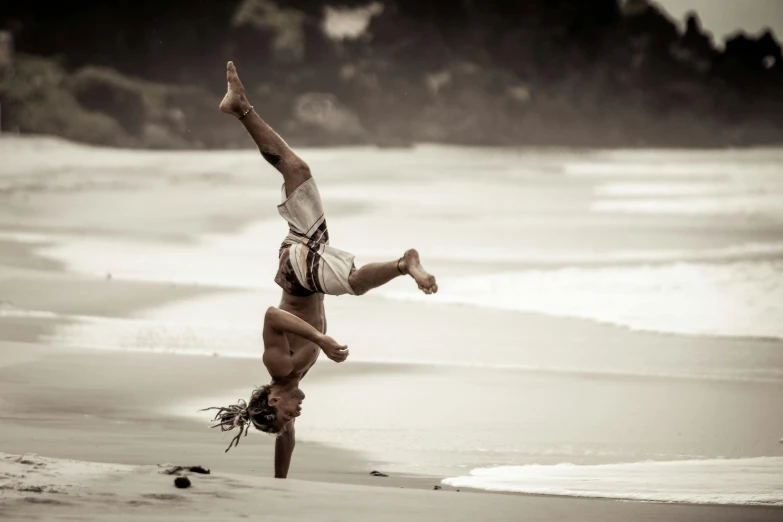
[292,161,311,180]
[348,273,367,296]
[282,161,312,191]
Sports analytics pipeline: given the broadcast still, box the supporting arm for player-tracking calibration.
[274,420,295,478]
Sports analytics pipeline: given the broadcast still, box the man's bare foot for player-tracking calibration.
[399,249,438,295]
[220,61,252,118]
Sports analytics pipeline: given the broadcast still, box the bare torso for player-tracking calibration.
[278,291,326,379]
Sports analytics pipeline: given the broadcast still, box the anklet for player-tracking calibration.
[239,105,254,120]
[396,257,404,274]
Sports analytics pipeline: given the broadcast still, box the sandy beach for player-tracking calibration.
[2,344,781,522]
[1,136,782,520]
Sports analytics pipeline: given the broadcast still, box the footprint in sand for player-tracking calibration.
[142,493,188,502]
[127,500,154,507]
[23,497,70,505]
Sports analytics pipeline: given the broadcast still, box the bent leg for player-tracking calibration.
[348,260,403,296]
[220,61,310,196]
[348,249,438,296]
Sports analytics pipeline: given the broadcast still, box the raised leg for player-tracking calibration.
[349,249,438,296]
[220,61,310,196]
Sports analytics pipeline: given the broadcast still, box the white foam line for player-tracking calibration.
[418,242,783,265]
[594,182,735,197]
[0,232,60,244]
[1,306,258,330]
[592,196,783,216]
[565,161,783,178]
[0,309,60,319]
[58,343,263,359]
[354,358,783,384]
[442,457,783,506]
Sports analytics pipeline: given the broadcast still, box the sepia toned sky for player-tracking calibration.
[654,0,783,40]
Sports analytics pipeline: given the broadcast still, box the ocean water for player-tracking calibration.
[4,142,783,505]
[380,259,783,339]
[442,458,783,505]
[14,146,783,342]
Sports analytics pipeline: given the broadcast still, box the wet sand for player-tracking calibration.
[1,343,782,521]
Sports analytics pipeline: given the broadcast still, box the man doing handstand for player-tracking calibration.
[204,62,437,478]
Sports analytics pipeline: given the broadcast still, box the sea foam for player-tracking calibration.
[442,457,783,505]
[380,260,783,340]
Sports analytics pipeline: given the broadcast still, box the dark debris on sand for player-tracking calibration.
[159,464,211,475]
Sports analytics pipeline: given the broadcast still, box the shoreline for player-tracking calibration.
[7,130,783,152]
[1,341,781,499]
[3,454,781,522]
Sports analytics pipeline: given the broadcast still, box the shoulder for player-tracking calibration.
[262,309,292,378]
[263,344,293,379]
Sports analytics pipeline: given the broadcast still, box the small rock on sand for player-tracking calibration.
[174,476,191,489]
[369,470,388,477]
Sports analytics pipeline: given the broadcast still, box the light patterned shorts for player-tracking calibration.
[274,178,356,296]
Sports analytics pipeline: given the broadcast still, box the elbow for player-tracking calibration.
[265,306,280,325]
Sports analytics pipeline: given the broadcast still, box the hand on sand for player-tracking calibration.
[318,335,349,363]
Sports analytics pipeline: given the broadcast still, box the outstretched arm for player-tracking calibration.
[263,307,349,365]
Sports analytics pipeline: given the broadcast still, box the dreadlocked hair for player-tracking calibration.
[201,385,280,452]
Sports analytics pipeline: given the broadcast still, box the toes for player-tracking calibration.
[417,283,438,294]
[417,279,438,294]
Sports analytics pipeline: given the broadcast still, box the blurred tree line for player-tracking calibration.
[1,0,782,148]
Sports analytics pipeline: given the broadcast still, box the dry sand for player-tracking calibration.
[3,453,782,522]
